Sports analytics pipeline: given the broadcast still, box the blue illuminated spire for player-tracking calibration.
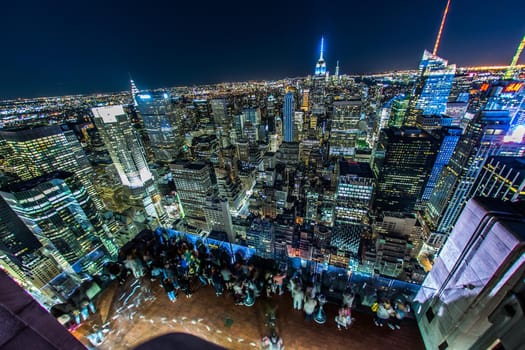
[319,36,324,61]
[314,37,327,76]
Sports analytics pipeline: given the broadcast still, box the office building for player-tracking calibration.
[135,91,184,162]
[0,171,114,273]
[283,92,295,142]
[426,111,524,234]
[92,105,166,225]
[247,218,274,259]
[329,100,363,157]
[374,127,439,213]
[203,196,235,242]
[170,160,216,230]
[0,125,103,210]
[421,127,462,201]
[334,160,374,224]
[405,50,456,126]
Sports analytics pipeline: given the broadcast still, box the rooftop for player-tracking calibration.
[74,277,425,350]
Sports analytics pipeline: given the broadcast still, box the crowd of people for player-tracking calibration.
[371,298,410,330]
[105,230,411,342]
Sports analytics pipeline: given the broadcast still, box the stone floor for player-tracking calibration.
[74,277,425,350]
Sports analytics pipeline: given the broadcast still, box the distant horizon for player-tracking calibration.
[2,62,523,101]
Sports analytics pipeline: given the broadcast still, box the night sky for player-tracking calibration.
[1,0,524,99]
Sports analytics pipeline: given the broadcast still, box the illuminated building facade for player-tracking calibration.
[0,195,64,303]
[0,171,111,272]
[92,105,166,224]
[283,92,295,142]
[170,160,216,230]
[470,156,525,202]
[374,127,439,213]
[329,100,363,156]
[0,125,103,210]
[484,81,525,125]
[405,50,456,126]
[335,160,374,224]
[427,111,524,234]
[421,127,462,201]
[135,91,184,162]
[247,217,274,259]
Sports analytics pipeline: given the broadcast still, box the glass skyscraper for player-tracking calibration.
[405,50,456,126]
[0,125,103,210]
[374,127,439,213]
[91,105,166,225]
[135,91,184,162]
[0,171,112,273]
[283,92,294,143]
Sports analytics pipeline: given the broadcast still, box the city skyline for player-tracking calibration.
[1,0,524,99]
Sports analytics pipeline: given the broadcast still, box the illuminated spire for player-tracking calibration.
[320,36,324,60]
[433,0,451,56]
[129,73,139,106]
[335,60,340,77]
[314,37,327,76]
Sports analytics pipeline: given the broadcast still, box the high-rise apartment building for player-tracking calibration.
[92,105,166,225]
[0,125,103,209]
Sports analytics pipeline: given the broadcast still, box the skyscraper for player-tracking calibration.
[426,110,524,234]
[170,160,216,230]
[0,171,112,273]
[404,50,456,126]
[329,100,363,157]
[335,160,374,224]
[135,91,184,162]
[470,156,525,202]
[314,37,327,76]
[91,105,166,224]
[484,81,525,126]
[210,98,232,148]
[421,127,462,201]
[374,127,439,213]
[0,195,65,304]
[0,125,103,210]
[283,92,295,143]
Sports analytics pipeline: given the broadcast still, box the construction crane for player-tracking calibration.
[504,35,525,79]
[433,0,451,56]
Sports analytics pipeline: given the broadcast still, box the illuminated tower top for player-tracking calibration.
[129,74,139,106]
[335,60,340,77]
[314,37,327,76]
